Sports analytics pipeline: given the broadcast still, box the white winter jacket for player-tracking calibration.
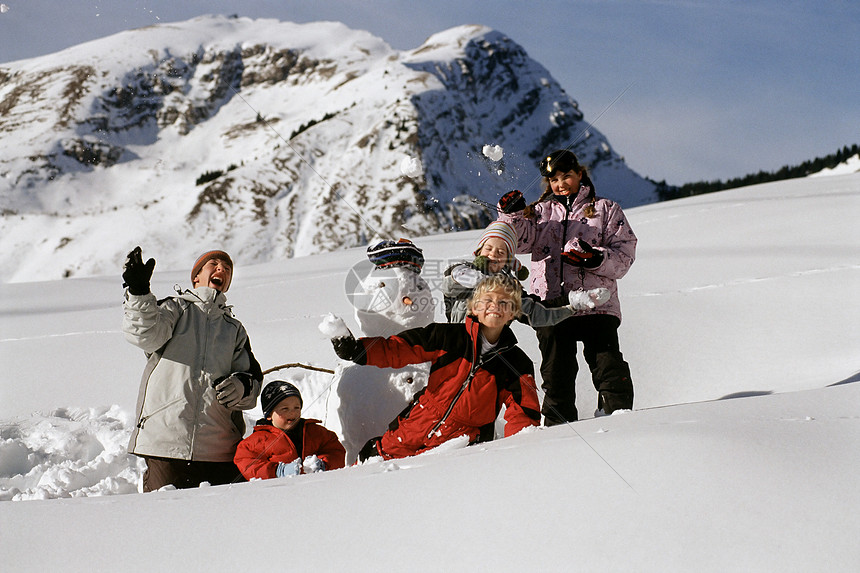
[123,286,261,462]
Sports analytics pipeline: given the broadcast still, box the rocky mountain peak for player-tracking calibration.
[0,15,656,283]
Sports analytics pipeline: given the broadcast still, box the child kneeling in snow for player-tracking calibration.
[330,274,541,461]
[234,381,346,479]
[442,221,609,325]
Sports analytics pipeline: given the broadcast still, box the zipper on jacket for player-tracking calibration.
[559,194,571,291]
[425,343,513,439]
[427,363,478,439]
[137,397,184,429]
[189,297,213,454]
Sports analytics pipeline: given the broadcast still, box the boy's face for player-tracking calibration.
[548,169,583,196]
[478,238,508,273]
[269,396,302,431]
[471,288,516,328]
[193,257,233,292]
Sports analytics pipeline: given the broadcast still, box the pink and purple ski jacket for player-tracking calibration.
[498,185,637,321]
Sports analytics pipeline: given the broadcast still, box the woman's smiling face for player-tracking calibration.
[548,169,583,196]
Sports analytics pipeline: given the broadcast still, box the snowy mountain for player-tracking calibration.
[1,173,858,571]
[0,15,656,284]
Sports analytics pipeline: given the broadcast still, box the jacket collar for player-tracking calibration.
[551,184,592,211]
[177,286,230,313]
[464,315,518,352]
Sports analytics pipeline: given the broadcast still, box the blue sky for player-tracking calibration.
[1,0,857,184]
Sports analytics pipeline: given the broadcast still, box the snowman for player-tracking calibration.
[320,239,435,463]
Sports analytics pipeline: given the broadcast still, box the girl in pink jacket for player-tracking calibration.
[498,149,637,423]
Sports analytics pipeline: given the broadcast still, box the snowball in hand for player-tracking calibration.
[568,288,611,311]
[400,156,422,178]
[318,313,352,339]
[482,144,504,161]
[589,287,611,306]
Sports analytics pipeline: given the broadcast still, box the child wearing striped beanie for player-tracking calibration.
[472,220,528,281]
[441,221,609,325]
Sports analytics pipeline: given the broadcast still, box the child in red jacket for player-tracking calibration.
[330,274,541,461]
[234,381,346,479]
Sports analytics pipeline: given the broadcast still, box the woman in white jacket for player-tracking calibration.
[122,248,262,491]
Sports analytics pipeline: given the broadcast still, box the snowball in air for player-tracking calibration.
[482,144,504,161]
[318,313,352,338]
[400,156,422,178]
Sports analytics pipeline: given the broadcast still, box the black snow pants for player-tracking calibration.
[534,313,634,425]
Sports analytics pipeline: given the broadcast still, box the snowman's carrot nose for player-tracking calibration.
[402,296,413,306]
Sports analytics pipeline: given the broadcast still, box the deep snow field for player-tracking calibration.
[1,172,858,571]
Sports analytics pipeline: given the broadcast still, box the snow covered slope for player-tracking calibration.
[1,174,858,570]
[0,15,656,284]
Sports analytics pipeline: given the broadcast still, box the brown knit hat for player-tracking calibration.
[191,250,233,292]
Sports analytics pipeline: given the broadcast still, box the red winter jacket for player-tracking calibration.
[360,316,541,459]
[234,419,346,479]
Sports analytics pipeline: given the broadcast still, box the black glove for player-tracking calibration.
[332,335,366,364]
[561,239,604,269]
[498,190,526,214]
[122,246,155,295]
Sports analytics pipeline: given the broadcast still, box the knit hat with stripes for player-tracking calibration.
[366,239,424,273]
[474,221,526,278]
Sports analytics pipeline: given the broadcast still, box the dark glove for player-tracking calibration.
[561,239,604,269]
[498,190,526,214]
[214,372,253,408]
[332,335,366,364]
[122,246,155,295]
[472,255,491,273]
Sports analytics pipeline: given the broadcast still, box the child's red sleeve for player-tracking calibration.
[312,427,347,471]
[499,372,541,437]
[234,433,282,480]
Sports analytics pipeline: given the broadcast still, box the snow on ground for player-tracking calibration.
[809,153,860,177]
[1,173,859,571]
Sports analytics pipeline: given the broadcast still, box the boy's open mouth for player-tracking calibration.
[211,275,224,287]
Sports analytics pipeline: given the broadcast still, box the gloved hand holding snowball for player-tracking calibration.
[276,460,301,477]
[318,313,353,339]
[302,455,325,474]
[319,313,366,364]
[568,288,611,311]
